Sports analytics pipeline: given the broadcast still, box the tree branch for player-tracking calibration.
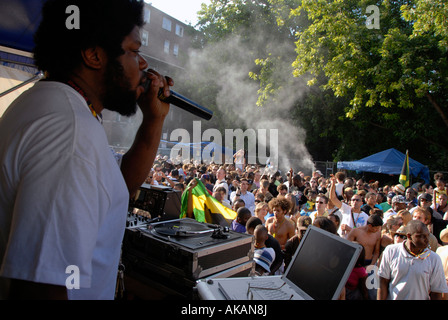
[426,92,448,129]
[369,122,448,152]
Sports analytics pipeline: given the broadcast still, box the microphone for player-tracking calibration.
[142,78,213,120]
[157,89,213,121]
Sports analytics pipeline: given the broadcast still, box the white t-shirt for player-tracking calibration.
[335,182,344,197]
[337,202,369,238]
[378,243,448,300]
[230,190,256,215]
[0,82,129,299]
[383,208,397,221]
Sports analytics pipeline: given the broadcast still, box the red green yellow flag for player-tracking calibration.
[180,178,237,224]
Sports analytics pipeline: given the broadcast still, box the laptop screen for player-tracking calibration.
[284,226,362,300]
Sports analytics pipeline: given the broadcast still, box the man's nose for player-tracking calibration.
[139,54,148,70]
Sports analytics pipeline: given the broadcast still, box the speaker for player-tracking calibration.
[128,184,182,221]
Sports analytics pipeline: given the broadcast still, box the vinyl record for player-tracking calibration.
[153,219,213,237]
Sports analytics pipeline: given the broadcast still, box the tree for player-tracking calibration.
[286,0,447,119]
[266,0,448,169]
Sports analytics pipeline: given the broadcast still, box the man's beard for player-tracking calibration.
[102,59,139,117]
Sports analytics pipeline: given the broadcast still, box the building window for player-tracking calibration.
[141,30,148,47]
[144,7,150,24]
[173,44,179,57]
[164,40,170,54]
[162,17,172,31]
[175,24,184,37]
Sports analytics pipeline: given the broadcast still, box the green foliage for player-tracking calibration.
[290,0,447,116]
[278,0,448,168]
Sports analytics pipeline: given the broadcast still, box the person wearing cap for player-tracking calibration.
[347,214,383,266]
[283,216,312,270]
[394,184,406,196]
[411,192,434,216]
[384,195,407,221]
[413,192,448,245]
[378,220,448,300]
[439,226,448,245]
[253,249,275,276]
[312,170,323,180]
[253,225,276,276]
[393,225,408,244]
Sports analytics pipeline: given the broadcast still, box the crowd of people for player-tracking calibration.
[1,0,446,302]
[147,154,448,300]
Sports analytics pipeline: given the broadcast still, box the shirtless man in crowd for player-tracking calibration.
[347,214,383,266]
[266,198,295,250]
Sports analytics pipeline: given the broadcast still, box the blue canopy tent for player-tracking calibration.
[0,0,45,115]
[0,0,45,53]
[337,148,430,184]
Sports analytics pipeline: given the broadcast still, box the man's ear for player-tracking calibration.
[80,46,107,70]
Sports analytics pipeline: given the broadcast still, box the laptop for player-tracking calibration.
[216,225,363,300]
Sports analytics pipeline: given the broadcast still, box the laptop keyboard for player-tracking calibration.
[247,280,295,300]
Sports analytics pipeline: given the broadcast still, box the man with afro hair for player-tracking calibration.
[266,198,295,251]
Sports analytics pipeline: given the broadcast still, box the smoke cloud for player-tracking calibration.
[177,30,315,174]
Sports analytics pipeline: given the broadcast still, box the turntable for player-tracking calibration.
[148,218,233,243]
[121,218,254,297]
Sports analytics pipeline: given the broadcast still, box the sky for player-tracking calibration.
[145,0,212,26]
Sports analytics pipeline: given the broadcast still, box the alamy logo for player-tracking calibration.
[65,265,80,290]
[66,5,80,30]
[366,5,380,30]
[365,265,379,290]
